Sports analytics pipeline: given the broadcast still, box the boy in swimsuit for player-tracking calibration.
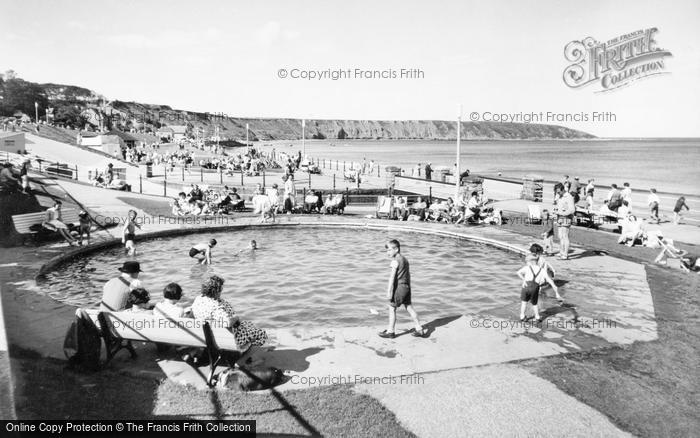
[77,210,91,246]
[122,209,141,256]
[189,239,217,264]
[379,239,427,339]
[517,254,558,322]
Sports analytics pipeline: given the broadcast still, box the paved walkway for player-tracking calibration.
[355,365,633,437]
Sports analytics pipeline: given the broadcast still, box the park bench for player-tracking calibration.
[11,208,82,243]
[85,309,252,387]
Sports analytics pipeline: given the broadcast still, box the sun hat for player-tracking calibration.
[118,261,142,273]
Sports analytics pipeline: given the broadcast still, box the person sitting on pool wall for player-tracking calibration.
[379,239,428,339]
[189,239,217,265]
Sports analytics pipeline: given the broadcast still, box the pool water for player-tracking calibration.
[41,226,524,328]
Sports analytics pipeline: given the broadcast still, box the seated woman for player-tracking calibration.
[446,197,463,223]
[466,191,483,223]
[407,196,427,221]
[392,196,408,220]
[154,283,189,319]
[426,199,449,222]
[171,192,189,216]
[618,215,645,247]
[228,188,246,210]
[125,287,152,313]
[322,194,334,214]
[304,190,321,213]
[191,276,268,347]
[42,200,78,245]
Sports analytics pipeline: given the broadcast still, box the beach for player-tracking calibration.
[263,138,700,196]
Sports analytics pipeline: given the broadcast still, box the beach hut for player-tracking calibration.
[521,174,544,202]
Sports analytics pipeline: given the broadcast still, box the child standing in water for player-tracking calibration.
[379,239,427,339]
[122,209,141,256]
[517,254,559,322]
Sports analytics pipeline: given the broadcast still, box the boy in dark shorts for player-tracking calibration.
[517,254,558,322]
[189,239,217,264]
[379,239,427,339]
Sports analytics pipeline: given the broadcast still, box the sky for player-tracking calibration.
[1,0,699,137]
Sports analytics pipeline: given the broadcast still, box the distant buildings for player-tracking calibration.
[77,131,130,157]
[0,132,26,154]
[155,125,188,141]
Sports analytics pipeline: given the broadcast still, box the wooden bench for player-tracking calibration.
[11,208,82,242]
[85,309,252,387]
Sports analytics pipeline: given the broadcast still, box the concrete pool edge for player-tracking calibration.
[5,216,657,396]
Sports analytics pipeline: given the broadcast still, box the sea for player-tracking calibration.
[262,138,700,196]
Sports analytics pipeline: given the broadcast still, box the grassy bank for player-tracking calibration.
[11,348,414,437]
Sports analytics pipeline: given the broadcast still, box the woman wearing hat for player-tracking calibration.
[100,261,142,312]
[191,275,268,347]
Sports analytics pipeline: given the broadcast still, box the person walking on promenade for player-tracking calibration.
[647,188,661,224]
[378,239,428,339]
[585,179,595,198]
[562,175,571,193]
[673,196,690,225]
[621,182,633,205]
[554,183,575,260]
[424,162,432,181]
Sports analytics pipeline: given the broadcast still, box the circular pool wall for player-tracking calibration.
[41,226,524,328]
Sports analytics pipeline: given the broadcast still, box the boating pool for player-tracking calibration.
[41,226,525,328]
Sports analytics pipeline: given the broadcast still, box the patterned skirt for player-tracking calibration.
[234,320,268,347]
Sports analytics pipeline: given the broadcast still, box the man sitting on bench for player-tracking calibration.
[42,200,78,246]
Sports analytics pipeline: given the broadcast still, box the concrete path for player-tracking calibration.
[355,365,633,438]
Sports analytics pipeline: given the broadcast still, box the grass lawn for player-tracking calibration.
[12,348,414,437]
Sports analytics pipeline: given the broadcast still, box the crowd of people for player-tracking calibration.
[548,176,698,271]
[99,261,269,364]
[382,191,502,225]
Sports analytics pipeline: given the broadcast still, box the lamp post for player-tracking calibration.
[455,105,462,201]
[34,102,38,124]
[302,119,306,157]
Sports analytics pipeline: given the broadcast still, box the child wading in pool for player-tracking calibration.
[189,239,217,265]
[122,209,141,256]
[379,239,428,338]
[517,254,558,322]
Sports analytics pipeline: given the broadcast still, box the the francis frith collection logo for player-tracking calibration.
[563,28,672,92]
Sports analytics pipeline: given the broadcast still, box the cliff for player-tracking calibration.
[0,72,594,141]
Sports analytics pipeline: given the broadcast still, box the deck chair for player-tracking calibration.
[654,237,688,265]
[376,196,394,219]
[330,193,345,214]
[526,204,542,224]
